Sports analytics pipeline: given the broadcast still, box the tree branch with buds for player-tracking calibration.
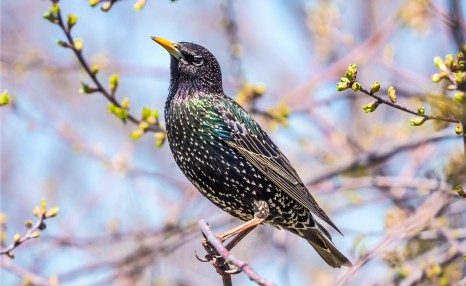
[337,54,466,158]
[0,199,59,258]
[43,1,166,147]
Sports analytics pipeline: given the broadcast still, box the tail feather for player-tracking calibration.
[291,222,352,268]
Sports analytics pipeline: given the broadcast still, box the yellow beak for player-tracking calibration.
[151,37,185,60]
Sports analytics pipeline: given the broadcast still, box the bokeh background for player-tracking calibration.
[1,0,466,285]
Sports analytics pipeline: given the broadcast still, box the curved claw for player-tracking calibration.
[224,267,242,275]
[194,250,209,262]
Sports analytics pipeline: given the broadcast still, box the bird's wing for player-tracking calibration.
[211,95,341,234]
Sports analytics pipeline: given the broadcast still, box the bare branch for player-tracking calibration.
[199,220,276,286]
[307,130,458,185]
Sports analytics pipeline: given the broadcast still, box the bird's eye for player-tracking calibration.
[192,56,203,66]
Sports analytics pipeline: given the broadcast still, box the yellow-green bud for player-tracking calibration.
[445,54,454,67]
[362,101,380,113]
[91,65,100,75]
[455,185,466,198]
[50,4,59,14]
[141,107,152,120]
[24,220,33,228]
[131,129,144,140]
[453,91,465,103]
[455,123,463,135]
[252,84,266,96]
[155,132,166,148]
[432,73,441,83]
[32,207,41,217]
[46,207,59,218]
[410,117,426,126]
[108,104,129,121]
[351,82,361,91]
[345,64,357,81]
[133,0,146,11]
[417,106,425,116]
[336,77,351,91]
[434,56,447,71]
[109,74,119,92]
[43,7,57,24]
[31,232,41,239]
[13,233,21,244]
[0,90,12,106]
[456,52,465,70]
[89,0,100,7]
[387,86,397,103]
[101,1,112,11]
[370,81,381,93]
[67,14,78,30]
[73,39,83,51]
[79,82,96,94]
[139,121,149,130]
[40,199,47,215]
[56,40,70,48]
[455,71,465,85]
[121,97,130,110]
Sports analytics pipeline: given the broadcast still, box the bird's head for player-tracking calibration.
[152,37,223,95]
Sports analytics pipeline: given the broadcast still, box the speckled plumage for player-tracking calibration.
[156,40,351,268]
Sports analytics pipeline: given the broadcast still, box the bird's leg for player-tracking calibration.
[217,200,270,243]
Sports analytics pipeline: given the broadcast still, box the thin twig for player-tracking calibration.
[306,130,458,185]
[0,214,46,257]
[49,0,163,133]
[199,220,276,286]
[1,257,52,286]
[337,191,452,285]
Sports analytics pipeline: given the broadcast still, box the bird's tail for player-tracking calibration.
[290,222,352,268]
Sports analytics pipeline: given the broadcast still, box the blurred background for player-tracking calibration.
[1,0,465,285]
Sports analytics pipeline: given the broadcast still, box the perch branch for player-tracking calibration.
[199,220,276,286]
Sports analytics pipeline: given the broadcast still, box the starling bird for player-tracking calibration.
[152,37,352,268]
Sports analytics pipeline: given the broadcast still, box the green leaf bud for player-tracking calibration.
[409,117,427,126]
[455,71,465,85]
[131,129,144,140]
[351,82,361,92]
[455,123,463,135]
[89,0,101,7]
[387,86,397,103]
[336,77,351,91]
[91,65,100,75]
[67,14,78,30]
[46,207,59,218]
[0,90,12,106]
[73,38,83,51]
[121,97,130,110]
[370,81,381,93]
[79,82,96,94]
[155,132,166,148]
[453,91,465,103]
[445,54,454,67]
[109,74,119,92]
[455,185,466,198]
[345,64,357,81]
[434,56,447,71]
[417,106,425,116]
[362,101,380,113]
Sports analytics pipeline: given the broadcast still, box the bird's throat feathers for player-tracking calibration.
[168,56,223,99]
